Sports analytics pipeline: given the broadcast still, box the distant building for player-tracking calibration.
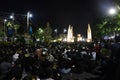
[64,24,92,43]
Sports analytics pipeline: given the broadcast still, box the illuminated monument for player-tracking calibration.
[67,25,74,42]
[77,34,82,42]
[65,24,92,42]
[87,24,92,42]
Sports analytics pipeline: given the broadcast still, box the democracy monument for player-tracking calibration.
[66,24,92,42]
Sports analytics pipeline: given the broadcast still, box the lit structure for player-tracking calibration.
[87,24,92,42]
[63,24,92,43]
[77,34,82,42]
[67,25,74,42]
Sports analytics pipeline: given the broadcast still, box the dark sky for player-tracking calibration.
[0,0,114,36]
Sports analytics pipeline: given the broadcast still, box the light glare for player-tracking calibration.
[109,8,117,15]
[4,19,7,22]
[10,15,14,19]
[29,14,32,17]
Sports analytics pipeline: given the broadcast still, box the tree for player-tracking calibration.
[114,0,120,6]
[14,24,20,33]
[93,11,120,39]
[0,22,4,37]
[35,22,53,43]
[35,27,44,42]
[6,21,20,36]
[92,18,107,39]
[0,30,3,37]
[43,22,52,42]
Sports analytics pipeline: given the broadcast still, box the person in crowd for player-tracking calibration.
[103,35,120,80]
[0,57,12,79]
[94,42,101,61]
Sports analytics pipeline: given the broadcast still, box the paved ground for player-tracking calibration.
[21,71,100,80]
[61,72,99,80]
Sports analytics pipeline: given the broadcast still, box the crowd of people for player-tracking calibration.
[0,36,120,80]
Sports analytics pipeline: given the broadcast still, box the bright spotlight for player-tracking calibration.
[29,14,32,17]
[109,8,117,15]
[10,15,14,19]
[4,19,7,22]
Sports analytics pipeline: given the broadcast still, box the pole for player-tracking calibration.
[27,12,30,45]
[12,13,15,42]
[4,21,5,41]
[27,12,29,34]
[3,19,7,41]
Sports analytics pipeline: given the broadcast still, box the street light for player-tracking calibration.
[10,13,14,20]
[54,29,58,34]
[26,12,32,45]
[10,15,14,19]
[4,19,7,41]
[109,8,117,15]
[10,13,15,41]
[27,12,32,34]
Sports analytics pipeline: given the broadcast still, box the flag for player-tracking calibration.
[8,28,14,35]
[29,26,32,34]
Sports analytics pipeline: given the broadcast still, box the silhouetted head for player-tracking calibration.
[115,35,120,42]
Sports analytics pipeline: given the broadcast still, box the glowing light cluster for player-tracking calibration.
[87,24,92,42]
[67,25,74,42]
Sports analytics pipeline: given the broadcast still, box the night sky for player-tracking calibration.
[0,0,115,36]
